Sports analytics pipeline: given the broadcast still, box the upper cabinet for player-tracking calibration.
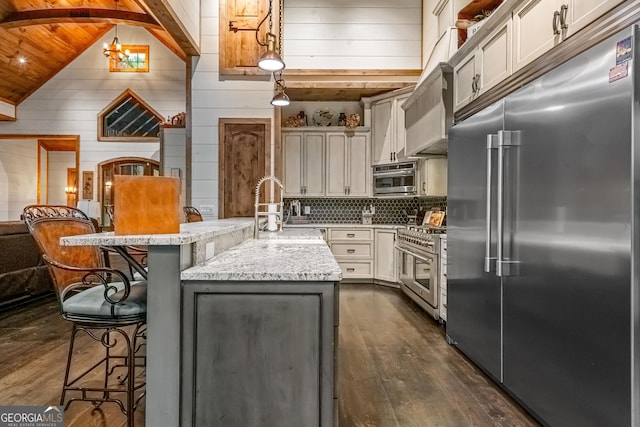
[369,87,415,165]
[283,128,371,198]
[219,0,279,75]
[283,131,325,197]
[451,0,626,112]
[454,20,512,110]
[513,0,624,71]
[326,132,371,197]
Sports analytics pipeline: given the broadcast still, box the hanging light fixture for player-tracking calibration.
[256,0,285,72]
[103,0,130,62]
[271,72,290,107]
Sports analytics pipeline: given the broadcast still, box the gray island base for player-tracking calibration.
[60,219,341,427]
[181,236,342,427]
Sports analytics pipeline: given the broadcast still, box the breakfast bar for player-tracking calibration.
[60,219,341,427]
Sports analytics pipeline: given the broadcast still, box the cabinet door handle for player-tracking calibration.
[347,233,355,238]
[347,268,355,272]
[559,4,568,30]
[552,10,560,35]
[347,249,356,254]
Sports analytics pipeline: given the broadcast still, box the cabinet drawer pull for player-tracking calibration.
[347,249,356,254]
[552,10,560,35]
[347,268,355,272]
[347,233,355,238]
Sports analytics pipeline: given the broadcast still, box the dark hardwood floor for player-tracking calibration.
[0,283,540,427]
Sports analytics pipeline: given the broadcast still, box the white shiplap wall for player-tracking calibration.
[0,26,186,220]
[0,140,37,220]
[283,0,422,69]
[191,0,424,218]
[191,0,274,218]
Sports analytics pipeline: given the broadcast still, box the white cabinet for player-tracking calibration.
[452,0,624,111]
[370,88,413,164]
[454,20,512,111]
[418,158,448,197]
[326,132,370,197]
[283,131,325,197]
[513,0,624,71]
[374,229,397,283]
[438,237,448,322]
[512,0,561,72]
[328,228,374,280]
[564,0,625,38]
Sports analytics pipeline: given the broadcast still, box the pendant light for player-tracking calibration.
[256,0,285,72]
[103,0,130,62]
[271,72,290,107]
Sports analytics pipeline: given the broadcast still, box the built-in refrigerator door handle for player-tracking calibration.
[485,133,498,273]
[496,130,520,277]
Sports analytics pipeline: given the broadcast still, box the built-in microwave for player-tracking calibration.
[372,161,417,197]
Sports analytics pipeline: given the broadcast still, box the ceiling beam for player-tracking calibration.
[0,98,15,121]
[138,0,200,56]
[0,9,161,29]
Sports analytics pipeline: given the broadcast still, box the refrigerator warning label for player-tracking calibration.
[609,62,628,83]
[616,36,632,64]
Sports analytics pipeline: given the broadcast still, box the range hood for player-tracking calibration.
[402,27,456,157]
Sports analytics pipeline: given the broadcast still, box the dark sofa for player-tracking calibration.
[0,221,53,309]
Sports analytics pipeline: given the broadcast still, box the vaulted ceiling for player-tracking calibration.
[0,0,192,116]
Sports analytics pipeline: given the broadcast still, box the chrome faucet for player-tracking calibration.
[254,175,284,238]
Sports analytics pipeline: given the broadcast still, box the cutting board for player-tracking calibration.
[113,175,181,235]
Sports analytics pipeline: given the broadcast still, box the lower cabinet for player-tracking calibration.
[374,229,397,283]
[326,226,399,283]
[328,228,374,280]
[181,280,338,427]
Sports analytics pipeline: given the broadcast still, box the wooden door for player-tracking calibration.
[219,119,270,218]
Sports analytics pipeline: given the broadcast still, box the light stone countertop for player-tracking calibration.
[181,238,342,282]
[283,223,403,230]
[61,217,255,246]
[259,228,323,239]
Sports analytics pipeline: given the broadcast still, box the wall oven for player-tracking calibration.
[372,161,417,197]
[396,226,443,320]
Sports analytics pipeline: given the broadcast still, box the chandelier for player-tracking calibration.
[102,0,129,62]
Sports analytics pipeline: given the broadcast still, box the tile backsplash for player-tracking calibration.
[284,197,447,225]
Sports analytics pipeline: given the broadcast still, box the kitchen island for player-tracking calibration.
[60,220,341,427]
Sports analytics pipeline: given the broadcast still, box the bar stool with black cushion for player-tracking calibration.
[183,206,203,223]
[27,216,146,427]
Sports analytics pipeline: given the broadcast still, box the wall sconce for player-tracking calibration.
[65,186,77,194]
[256,0,285,72]
[271,72,290,106]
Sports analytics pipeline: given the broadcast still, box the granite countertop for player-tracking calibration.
[61,218,255,246]
[283,223,403,230]
[258,228,323,239]
[181,238,342,282]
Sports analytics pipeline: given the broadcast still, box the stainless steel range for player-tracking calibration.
[396,226,446,320]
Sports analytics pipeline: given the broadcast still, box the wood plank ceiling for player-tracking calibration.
[0,0,186,109]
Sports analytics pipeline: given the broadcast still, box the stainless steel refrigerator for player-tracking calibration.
[447,24,639,426]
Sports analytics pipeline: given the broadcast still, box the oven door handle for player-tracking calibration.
[396,246,434,263]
